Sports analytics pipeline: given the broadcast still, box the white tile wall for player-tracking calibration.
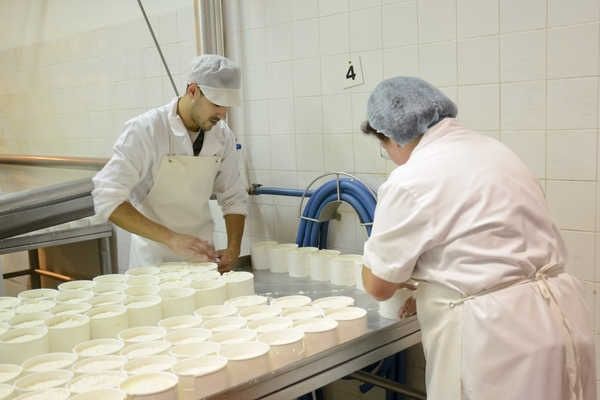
[232,3,600,394]
[548,0,599,27]
[499,0,546,32]
[547,24,599,79]
[458,84,499,130]
[382,2,418,48]
[501,81,546,130]
[547,78,598,129]
[500,30,545,82]
[547,131,597,180]
[3,0,600,392]
[458,36,499,84]
[457,0,499,39]
[349,7,382,53]
[418,0,457,43]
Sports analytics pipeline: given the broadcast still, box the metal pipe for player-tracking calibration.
[136,0,179,96]
[348,371,427,400]
[0,154,107,170]
[35,269,72,282]
[197,0,225,55]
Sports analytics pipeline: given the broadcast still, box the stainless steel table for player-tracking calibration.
[208,270,421,400]
[0,223,114,286]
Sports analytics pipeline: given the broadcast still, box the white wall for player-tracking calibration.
[229,0,600,394]
[0,0,197,291]
[0,1,599,390]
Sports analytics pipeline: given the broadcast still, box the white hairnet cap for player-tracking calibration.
[365,76,457,145]
[188,54,241,107]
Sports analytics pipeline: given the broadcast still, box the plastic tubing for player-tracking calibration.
[296,178,376,248]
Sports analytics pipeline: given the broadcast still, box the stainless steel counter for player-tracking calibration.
[208,270,421,400]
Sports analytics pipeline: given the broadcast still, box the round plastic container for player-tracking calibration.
[13,369,73,394]
[72,355,128,375]
[201,317,247,333]
[88,304,128,339]
[159,288,196,318]
[165,328,212,345]
[21,352,77,373]
[326,306,368,342]
[45,314,90,352]
[123,355,177,375]
[294,317,338,356]
[120,341,171,359]
[73,338,125,358]
[58,280,95,292]
[211,329,257,345]
[288,247,318,278]
[247,317,293,334]
[9,312,52,329]
[271,295,312,309]
[118,326,166,344]
[120,372,178,400]
[126,267,160,276]
[173,355,228,399]
[308,249,341,281]
[194,304,238,320]
[220,341,270,386]
[250,241,278,270]
[268,243,298,273]
[258,328,305,369]
[93,274,128,285]
[312,296,355,311]
[51,302,91,317]
[191,279,227,307]
[158,315,203,331]
[0,327,49,364]
[68,371,128,394]
[222,271,255,299]
[0,363,22,384]
[125,295,162,327]
[69,388,126,400]
[169,341,220,359]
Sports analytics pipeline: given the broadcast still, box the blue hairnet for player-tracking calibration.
[365,77,457,145]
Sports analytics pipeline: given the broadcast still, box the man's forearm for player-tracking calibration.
[223,214,245,250]
[109,201,173,245]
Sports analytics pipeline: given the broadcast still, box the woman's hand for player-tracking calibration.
[399,296,417,318]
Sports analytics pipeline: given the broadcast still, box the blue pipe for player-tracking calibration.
[253,186,312,197]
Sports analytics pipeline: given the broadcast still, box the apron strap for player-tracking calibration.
[447,262,582,400]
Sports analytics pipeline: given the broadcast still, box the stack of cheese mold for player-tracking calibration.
[0,261,367,399]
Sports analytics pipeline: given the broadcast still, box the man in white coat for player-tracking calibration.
[92,54,248,271]
[360,76,596,400]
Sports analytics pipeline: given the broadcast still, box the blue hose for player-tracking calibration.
[296,178,376,248]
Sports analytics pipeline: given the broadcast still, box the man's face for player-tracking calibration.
[189,84,229,131]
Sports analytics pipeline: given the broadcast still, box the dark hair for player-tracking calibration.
[360,120,390,142]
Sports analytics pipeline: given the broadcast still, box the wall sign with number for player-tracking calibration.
[343,56,364,89]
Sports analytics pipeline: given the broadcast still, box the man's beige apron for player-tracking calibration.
[415,264,596,400]
[129,154,220,267]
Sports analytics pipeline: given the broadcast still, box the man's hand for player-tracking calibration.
[217,247,240,272]
[166,233,217,262]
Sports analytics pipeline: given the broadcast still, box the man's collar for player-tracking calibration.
[167,97,192,137]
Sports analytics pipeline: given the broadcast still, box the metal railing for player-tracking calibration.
[0,154,107,170]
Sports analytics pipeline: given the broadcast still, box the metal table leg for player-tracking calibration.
[98,237,112,275]
[28,249,41,289]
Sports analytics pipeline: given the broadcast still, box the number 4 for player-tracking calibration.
[346,62,356,81]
